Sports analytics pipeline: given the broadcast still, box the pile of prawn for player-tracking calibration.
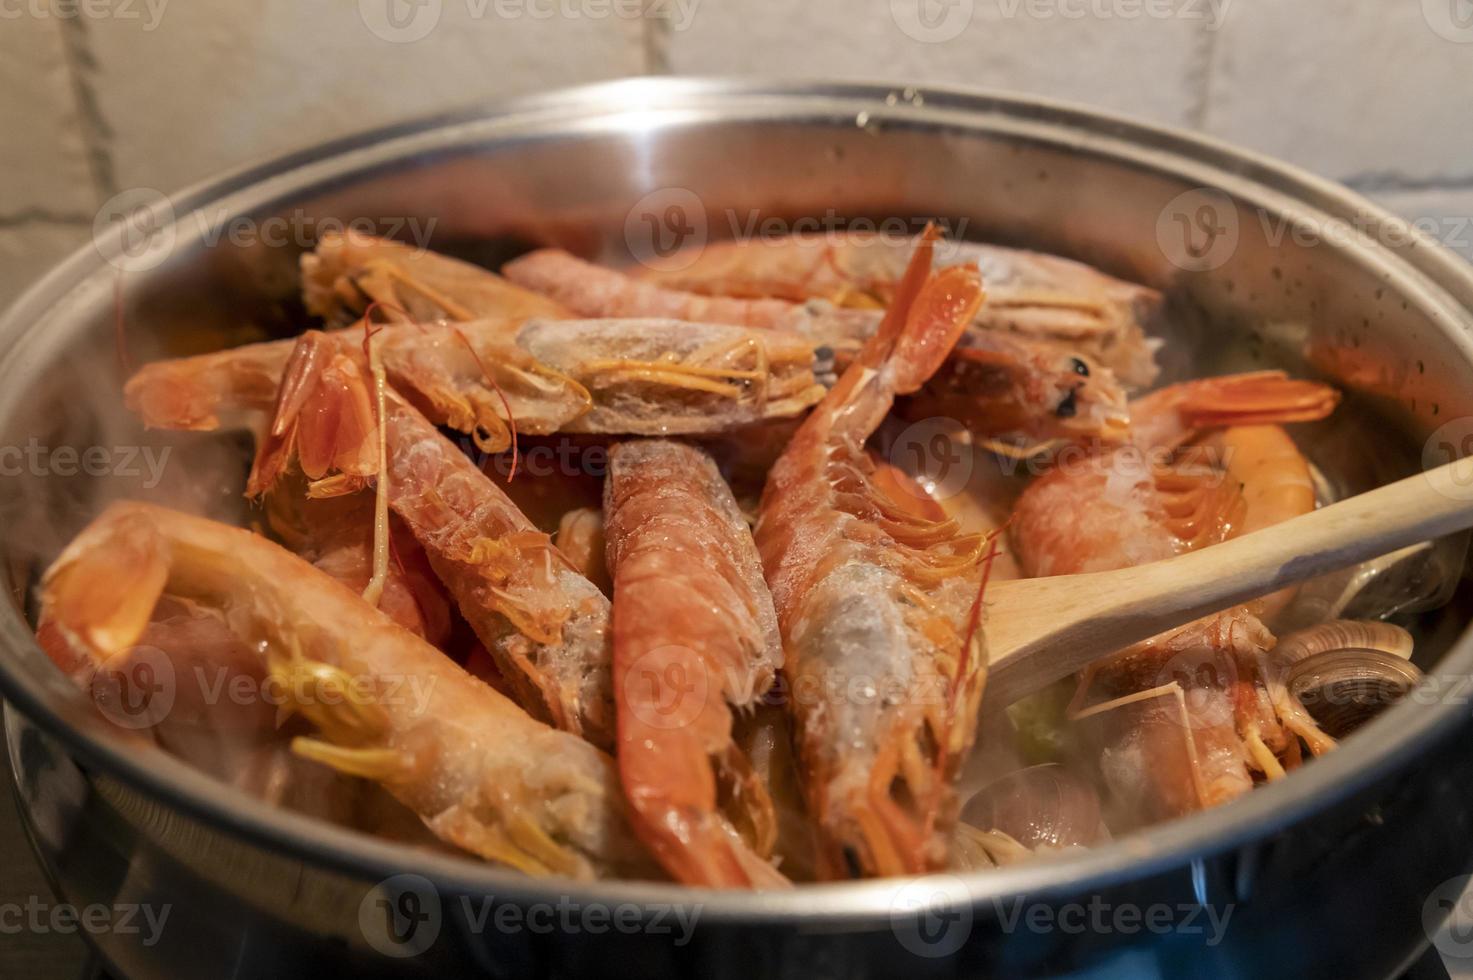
[38,222,1411,888]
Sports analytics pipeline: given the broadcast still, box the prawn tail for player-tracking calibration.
[1173,370,1340,431]
[860,225,986,394]
[37,504,169,673]
[1153,463,1248,550]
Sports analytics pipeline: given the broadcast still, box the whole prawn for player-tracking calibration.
[625,232,1164,387]
[503,248,1129,455]
[125,316,824,452]
[753,229,993,877]
[36,501,654,880]
[604,439,789,888]
[302,230,570,325]
[1010,376,1340,821]
[251,331,616,747]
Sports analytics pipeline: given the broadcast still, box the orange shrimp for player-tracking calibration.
[1010,378,1340,823]
[604,439,789,888]
[753,229,991,878]
[36,502,654,879]
[250,331,617,747]
[302,230,570,325]
[503,248,1128,453]
[125,316,822,452]
[626,233,1164,387]
[264,486,453,646]
[553,506,610,595]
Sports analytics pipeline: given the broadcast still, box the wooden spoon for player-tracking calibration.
[983,456,1473,707]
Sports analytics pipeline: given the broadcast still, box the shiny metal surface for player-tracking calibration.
[3,78,1473,977]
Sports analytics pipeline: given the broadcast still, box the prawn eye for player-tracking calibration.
[1056,387,1079,418]
[1070,357,1090,377]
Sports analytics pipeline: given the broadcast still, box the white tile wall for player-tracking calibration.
[1204,0,1473,184]
[2,0,1470,306]
[666,0,1205,127]
[0,18,96,218]
[84,0,646,194]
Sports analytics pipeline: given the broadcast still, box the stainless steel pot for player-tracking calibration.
[4,78,1473,980]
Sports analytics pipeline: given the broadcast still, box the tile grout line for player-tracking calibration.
[1186,17,1220,132]
[641,0,672,74]
[0,209,93,229]
[56,17,118,205]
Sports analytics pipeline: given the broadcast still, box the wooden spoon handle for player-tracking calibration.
[984,457,1473,706]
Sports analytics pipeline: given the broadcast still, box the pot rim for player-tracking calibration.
[4,76,1472,921]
